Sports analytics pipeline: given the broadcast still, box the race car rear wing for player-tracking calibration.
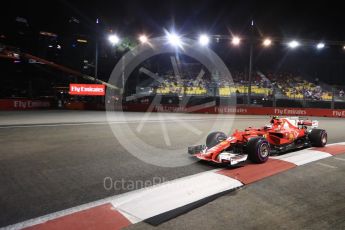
[298,120,319,128]
[272,116,319,129]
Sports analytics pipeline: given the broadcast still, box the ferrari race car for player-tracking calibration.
[188,116,327,166]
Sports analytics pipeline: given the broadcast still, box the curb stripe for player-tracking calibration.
[217,158,296,184]
[311,145,345,155]
[271,149,332,166]
[144,188,237,226]
[111,171,242,221]
[25,203,131,230]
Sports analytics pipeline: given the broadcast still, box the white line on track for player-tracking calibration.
[315,162,338,169]
[334,157,345,162]
[0,119,220,129]
[0,116,271,129]
[0,117,263,129]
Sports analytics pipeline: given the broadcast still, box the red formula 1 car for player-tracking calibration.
[188,116,327,166]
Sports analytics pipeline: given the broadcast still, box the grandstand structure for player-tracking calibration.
[136,61,338,102]
[264,72,334,101]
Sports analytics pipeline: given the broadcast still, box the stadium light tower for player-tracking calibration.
[199,34,210,46]
[263,38,272,47]
[288,40,300,49]
[139,34,148,44]
[232,36,241,46]
[108,34,120,45]
[316,42,325,49]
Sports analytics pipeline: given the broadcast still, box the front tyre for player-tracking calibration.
[247,137,270,163]
[206,132,227,148]
[309,129,327,147]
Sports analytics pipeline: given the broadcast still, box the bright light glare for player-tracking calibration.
[232,36,241,46]
[108,34,120,45]
[263,38,272,47]
[166,32,182,47]
[288,40,300,48]
[139,35,148,44]
[199,34,210,46]
[316,42,325,49]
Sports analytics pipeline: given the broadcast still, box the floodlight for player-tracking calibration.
[232,36,241,46]
[108,34,120,45]
[288,40,300,48]
[199,34,210,46]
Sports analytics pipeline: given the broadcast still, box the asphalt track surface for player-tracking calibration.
[0,110,344,229]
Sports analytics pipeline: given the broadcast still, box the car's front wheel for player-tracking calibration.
[247,137,270,163]
[206,131,227,148]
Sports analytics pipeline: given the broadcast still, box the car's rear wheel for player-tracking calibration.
[309,129,327,147]
[206,131,227,148]
[247,137,270,163]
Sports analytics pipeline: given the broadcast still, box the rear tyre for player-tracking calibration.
[309,129,327,147]
[247,137,270,163]
[206,132,227,148]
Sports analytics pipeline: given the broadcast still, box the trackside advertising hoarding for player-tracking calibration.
[116,104,345,118]
[69,84,105,96]
[0,99,51,110]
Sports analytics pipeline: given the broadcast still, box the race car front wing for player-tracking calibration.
[188,144,248,166]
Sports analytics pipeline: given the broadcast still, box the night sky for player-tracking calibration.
[1,0,344,40]
[1,0,345,85]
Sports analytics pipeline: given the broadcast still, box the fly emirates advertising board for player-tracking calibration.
[69,84,105,96]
